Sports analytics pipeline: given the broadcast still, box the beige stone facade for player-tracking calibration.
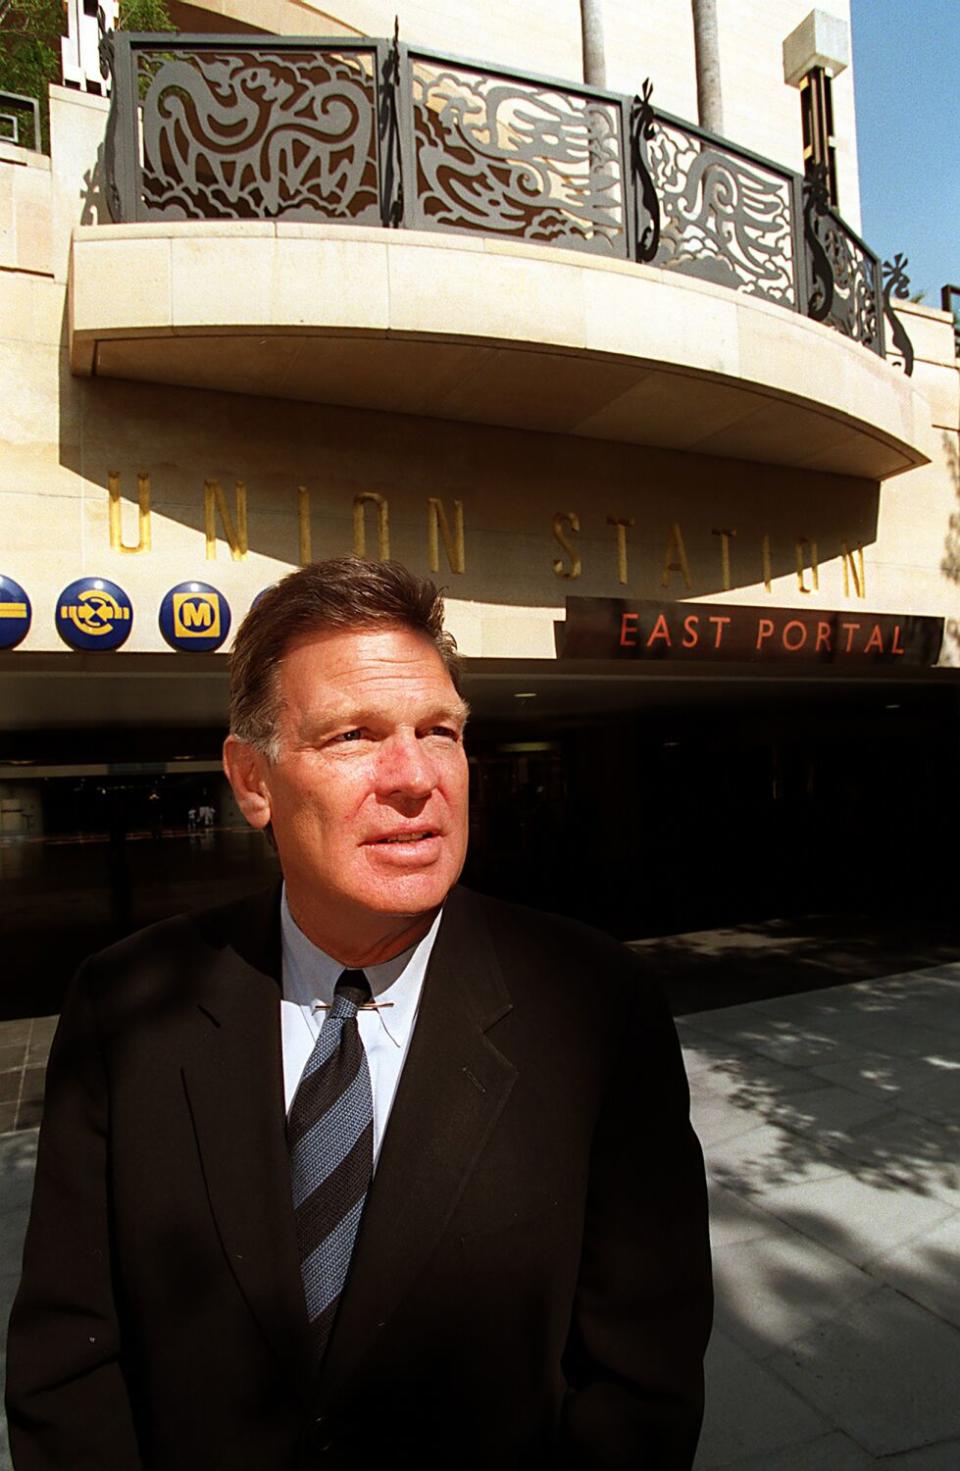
[0,5,958,681]
[0,0,958,954]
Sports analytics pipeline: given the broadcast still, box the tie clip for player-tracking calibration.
[313,1000,395,1011]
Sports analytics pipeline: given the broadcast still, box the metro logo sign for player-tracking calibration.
[172,592,221,638]
[0,574,31,649]
[55,577,133,651]
[159,581,231,653]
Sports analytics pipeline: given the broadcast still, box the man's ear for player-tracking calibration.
[223,735,273,830]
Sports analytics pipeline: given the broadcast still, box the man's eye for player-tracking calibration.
[429,726,460,741]
[335,729,366,743]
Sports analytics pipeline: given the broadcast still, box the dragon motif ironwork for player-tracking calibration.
[97,8,123,222]
[882,253,915,376]
[645,120,796,305]
[137,47,381,221]
[410,61,626,256]
[96,32,909,367]
[378,19,403,227]
[803,167,881,352]
[629,79,660,263]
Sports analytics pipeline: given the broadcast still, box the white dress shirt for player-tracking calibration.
[280,886,440,1165]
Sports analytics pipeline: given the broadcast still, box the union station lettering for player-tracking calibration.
[106,474,870,601]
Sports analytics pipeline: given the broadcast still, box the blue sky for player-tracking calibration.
[851,0,960,305]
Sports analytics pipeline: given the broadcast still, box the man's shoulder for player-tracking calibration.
[74,885,280,1004]
[441,889,676,1074]
[448,884,625,952]
[445,885,648,999]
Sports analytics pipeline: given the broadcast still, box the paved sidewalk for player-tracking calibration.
[0,1129,36,1471]
[688,964,960,1469]
[0,1017,56,1135]
[1,965,958,1468]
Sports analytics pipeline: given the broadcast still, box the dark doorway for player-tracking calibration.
[2,675,958,1019]
[462,679,960,940]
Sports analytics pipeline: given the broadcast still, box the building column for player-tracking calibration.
[691,0,724,135]
[580,0,606,88]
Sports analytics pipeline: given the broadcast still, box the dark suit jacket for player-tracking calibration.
[6,885,712,1470]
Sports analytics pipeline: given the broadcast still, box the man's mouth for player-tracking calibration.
[371,831,437,845]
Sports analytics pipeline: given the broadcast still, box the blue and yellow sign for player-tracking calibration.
[0,574,31,650]
[159,581,231,653]
[56,578,133,651]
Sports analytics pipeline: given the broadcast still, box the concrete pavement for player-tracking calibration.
[686,963,960,1468]
[0,1129,36,1471]
[1,963,958,1469]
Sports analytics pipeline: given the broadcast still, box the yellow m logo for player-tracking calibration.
[173,593,220,638]
[182,600,212,628]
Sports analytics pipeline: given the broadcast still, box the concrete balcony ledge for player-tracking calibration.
[69,221,933,479]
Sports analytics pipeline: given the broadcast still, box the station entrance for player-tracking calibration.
[2,656,959,1018]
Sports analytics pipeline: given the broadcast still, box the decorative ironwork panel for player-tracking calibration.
[409,59,626,256]
[942,285,960,359]
[804,171,881,353]
[136,47,381,221]
[882,253,914,375]
[95,29,897,365]
[629,80,660,263]
[645,119,797,306]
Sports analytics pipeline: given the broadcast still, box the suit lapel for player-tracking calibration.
[179,888,313,1404]
[317,887,516,1402]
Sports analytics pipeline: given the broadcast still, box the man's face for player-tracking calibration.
[228,624,469,957]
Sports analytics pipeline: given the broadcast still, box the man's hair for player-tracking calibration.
[228,557,461,759]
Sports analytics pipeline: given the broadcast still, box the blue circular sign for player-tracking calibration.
[0,574,32,649]
[159,581,231,653]
[56,577,133,651]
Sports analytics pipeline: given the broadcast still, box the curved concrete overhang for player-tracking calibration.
[69,222,933,480]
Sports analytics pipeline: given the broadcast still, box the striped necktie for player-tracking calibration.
[288,968,374,1363]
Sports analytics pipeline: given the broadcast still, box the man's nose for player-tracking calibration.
[375,732,436,800]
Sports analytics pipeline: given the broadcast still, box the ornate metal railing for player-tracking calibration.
[98,28,914,373]
[942,285,960,359]
[640,106,804,311]
[402,52,631,258]
[803,167,883,355]
[0,90,41,152]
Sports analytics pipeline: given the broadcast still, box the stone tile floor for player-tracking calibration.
[0,1018,55,1136]
[685,964,960,1468]
[1,966,958,1469]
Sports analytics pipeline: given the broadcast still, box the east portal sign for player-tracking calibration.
[559,598,945,667]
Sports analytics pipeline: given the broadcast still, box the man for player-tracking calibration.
[7,557,712,1469]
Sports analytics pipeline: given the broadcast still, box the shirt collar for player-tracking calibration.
[280,884,441,1037]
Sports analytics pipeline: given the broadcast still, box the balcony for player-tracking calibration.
[67,30,931,479]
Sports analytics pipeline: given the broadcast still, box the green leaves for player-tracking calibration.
[0,0,63,151]
[117,0,174,32]
[0,0,173,152]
